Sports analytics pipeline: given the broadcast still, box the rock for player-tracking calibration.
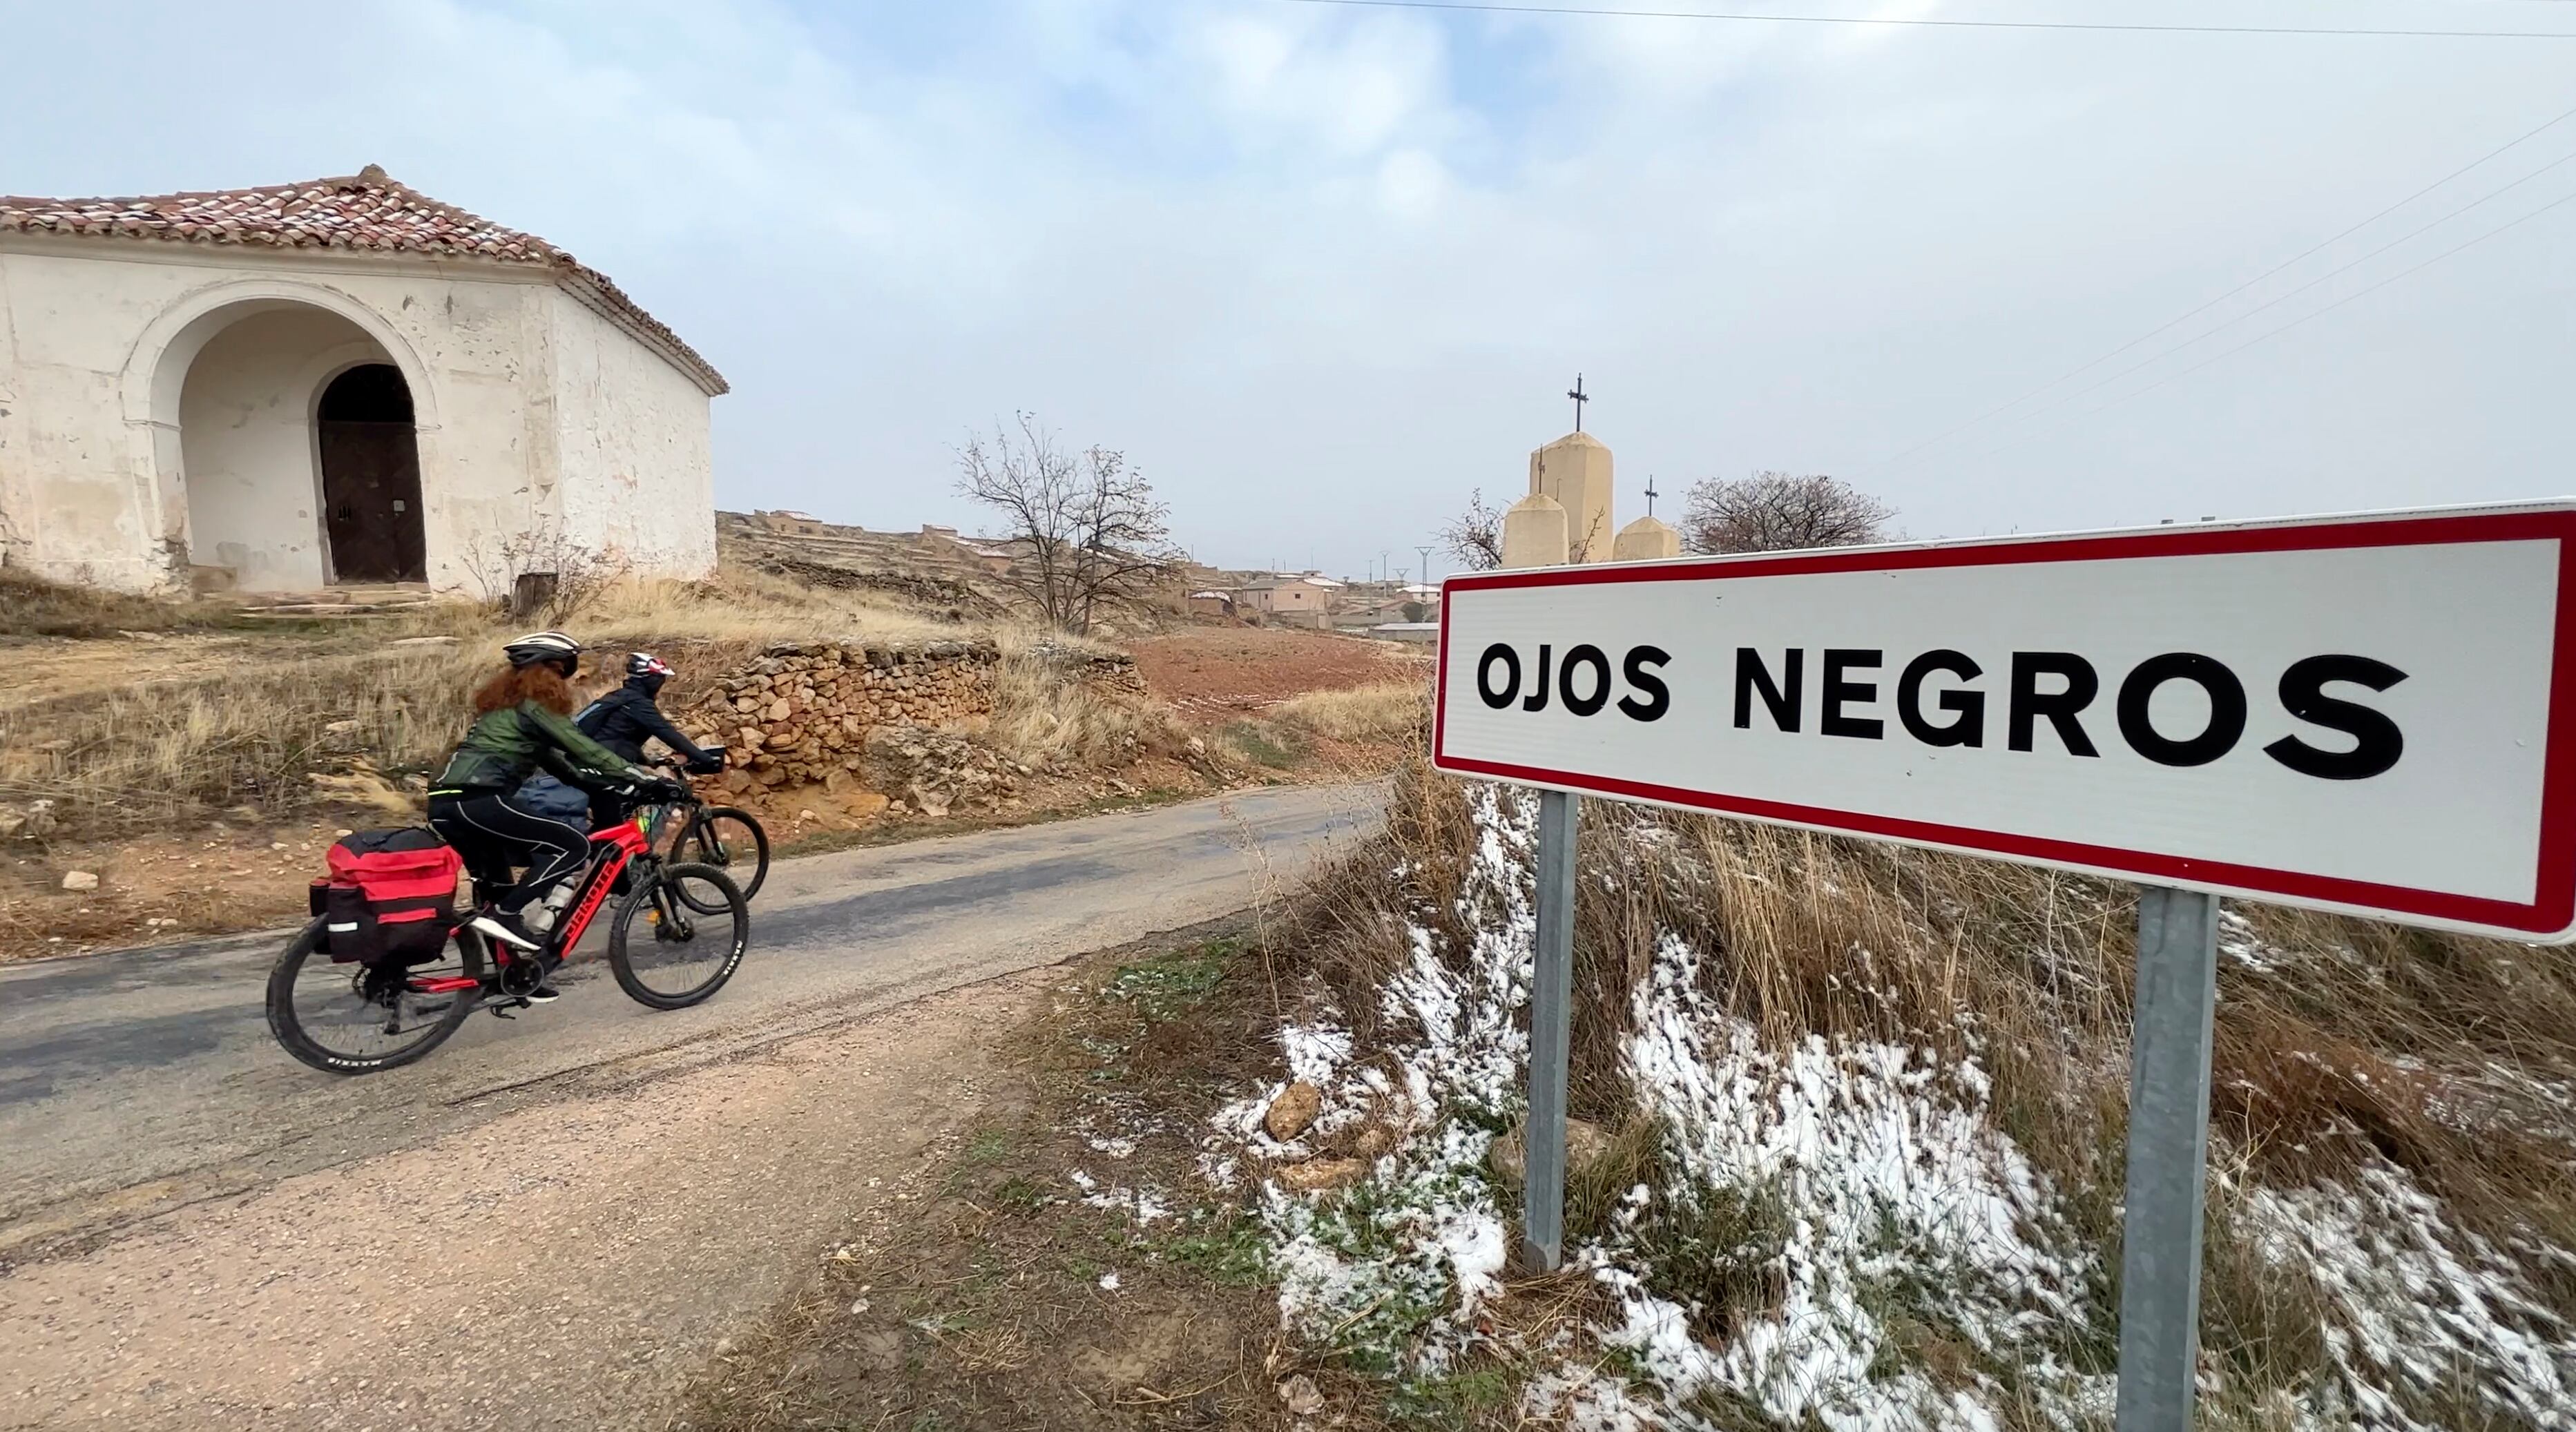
[1349,1122,1398,1159]
[1488,1115,1615,1183]
[765,699,791,722]
[1264,1081,1323,1141]
[1276,1373,1325,1416]
[0,800,59,841]
[1273,1157,1366,1192]
[838,790,890,820]
[60,871,99,892]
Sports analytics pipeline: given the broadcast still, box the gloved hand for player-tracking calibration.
[686,752,725,776]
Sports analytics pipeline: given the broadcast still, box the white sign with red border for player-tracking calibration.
[1432,504,2576,940]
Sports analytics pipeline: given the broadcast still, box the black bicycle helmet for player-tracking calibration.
[626,651,675,679]
[503,630,584,670]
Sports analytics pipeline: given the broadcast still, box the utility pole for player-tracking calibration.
[1417,544,1434,587]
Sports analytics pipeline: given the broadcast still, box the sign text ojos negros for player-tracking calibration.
[1432,507,2576,940]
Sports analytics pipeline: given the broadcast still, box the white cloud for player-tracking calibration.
[2,0,2569,574]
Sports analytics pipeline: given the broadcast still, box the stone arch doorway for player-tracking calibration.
[171,302,426,591]
[316,364,425,583]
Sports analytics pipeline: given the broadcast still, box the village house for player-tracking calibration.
[0,166,726,594]
[1233,572,1342,628]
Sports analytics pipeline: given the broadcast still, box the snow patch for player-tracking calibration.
[2245,1160,2576,1431]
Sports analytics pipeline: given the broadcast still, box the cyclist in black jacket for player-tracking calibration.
[583,654,722,768]
[570,652,724,828]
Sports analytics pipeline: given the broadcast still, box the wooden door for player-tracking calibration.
[316,365,424,583]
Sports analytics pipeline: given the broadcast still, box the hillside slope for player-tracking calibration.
[1200,761,2576,1430]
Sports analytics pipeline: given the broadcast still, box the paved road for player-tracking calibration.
[0,784,1375,1266]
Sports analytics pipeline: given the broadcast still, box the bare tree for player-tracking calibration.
[956,414,1179,635]
[1680,472,1895,554]
[1440,488,1507,572]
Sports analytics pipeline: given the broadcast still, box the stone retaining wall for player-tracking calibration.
[676,640,999,788]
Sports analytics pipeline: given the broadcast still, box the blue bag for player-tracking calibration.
[512,773,594,824]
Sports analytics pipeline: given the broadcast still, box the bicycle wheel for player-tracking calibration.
[265,919,481,1075]
[607,861,748,1009]
[676,806,769,903]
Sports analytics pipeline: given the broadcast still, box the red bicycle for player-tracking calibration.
[265,792,751,1075]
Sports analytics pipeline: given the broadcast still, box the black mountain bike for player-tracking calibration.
[655,759,769,901]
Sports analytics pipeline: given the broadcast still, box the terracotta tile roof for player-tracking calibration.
[0,165,727,395]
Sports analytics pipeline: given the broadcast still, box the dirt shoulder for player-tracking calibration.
[0,967,1050,1432]
[669,921,1405,1432]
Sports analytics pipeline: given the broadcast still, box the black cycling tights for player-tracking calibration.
[427,793,593,914]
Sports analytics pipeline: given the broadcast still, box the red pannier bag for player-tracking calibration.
[308,827,463,966]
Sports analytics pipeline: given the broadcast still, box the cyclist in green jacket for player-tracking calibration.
[427,631,682,989]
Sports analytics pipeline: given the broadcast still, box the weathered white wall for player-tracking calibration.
[548,289,715,577]
[0,235,719,594]
[0,246,168,588]
[177,307,383,591]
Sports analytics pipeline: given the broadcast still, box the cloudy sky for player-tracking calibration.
[6,0,2570,578]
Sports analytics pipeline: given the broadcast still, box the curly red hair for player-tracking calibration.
[470,663,575,717]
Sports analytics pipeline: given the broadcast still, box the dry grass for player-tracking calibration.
[1267,679,1430,742]
[0,567,247,638]
[985,635,1189,772]
[1278,757,2576,1422]
[0,645,486,831]
[0,564,1127,839]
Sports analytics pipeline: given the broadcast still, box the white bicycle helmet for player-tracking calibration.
[503,630,583,669]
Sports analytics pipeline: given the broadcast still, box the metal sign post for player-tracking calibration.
[2115,887,2222,1432]
[1522,788,1579,1271]
[1435,503,2576,1425]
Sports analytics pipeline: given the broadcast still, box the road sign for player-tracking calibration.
[1435,503,2576,942]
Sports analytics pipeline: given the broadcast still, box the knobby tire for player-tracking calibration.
[679,806,769,902]
[606,861,749,1009]
[265,918,480,1076]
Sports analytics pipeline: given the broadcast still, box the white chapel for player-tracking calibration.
[0,166,725,594]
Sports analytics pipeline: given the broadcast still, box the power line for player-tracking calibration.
[1938,143,2576,441]
[1272,0,2576,37]
[1857,96,2576,476]
[1973,186,2576,458]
